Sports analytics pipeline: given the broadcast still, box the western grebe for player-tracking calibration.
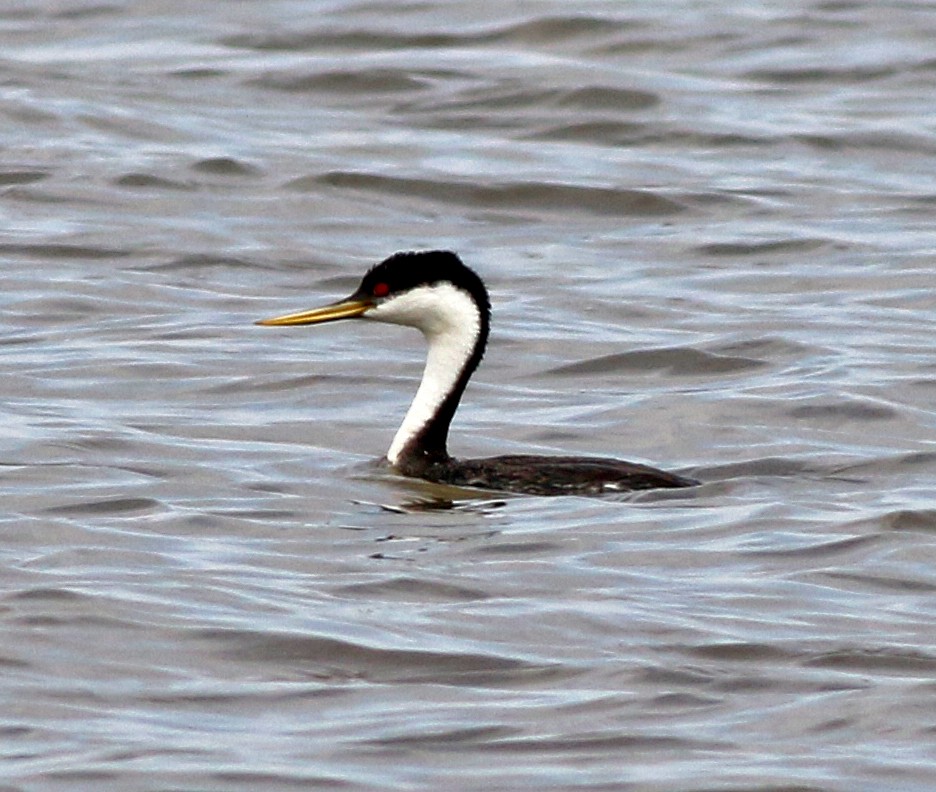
[257,250,698,496]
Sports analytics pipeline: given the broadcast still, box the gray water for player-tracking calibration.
[3,2,936,790]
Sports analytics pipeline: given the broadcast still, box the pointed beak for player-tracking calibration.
[255,295,374,326]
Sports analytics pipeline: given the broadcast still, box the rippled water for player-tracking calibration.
[3,2,936,790]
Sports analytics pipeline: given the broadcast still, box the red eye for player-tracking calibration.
[373,282,390,297]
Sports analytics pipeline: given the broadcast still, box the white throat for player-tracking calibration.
[364,283,481,465]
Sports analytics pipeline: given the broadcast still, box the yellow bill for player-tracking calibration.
[255,297,373,326]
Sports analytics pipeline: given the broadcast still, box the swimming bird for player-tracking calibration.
[257,250,698,496]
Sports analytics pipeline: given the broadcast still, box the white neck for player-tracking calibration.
[363,283,481,465]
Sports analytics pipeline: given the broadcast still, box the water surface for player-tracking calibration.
[3,2,936,790]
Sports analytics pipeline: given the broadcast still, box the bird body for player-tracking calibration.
[400,454,696,497]
[258,251,697,496]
